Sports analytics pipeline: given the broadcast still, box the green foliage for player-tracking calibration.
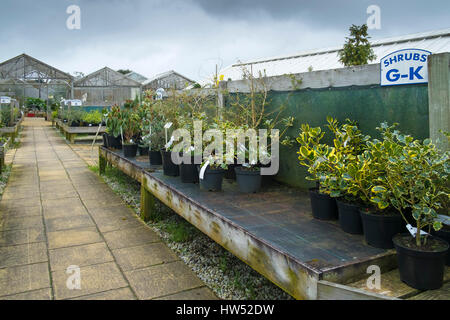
[105,105,123,138]
[25,97,46,111]
[82,110,102,125]
[0,106,12,126]
[338,24,377,67]
[121,108,141,144]
[368,123,449,246]
[296,117,369,199]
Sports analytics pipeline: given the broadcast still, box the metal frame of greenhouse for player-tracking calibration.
[0,54,74,115]
[73,67,142,107]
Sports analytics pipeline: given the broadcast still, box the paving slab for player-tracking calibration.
[125,261,205,300]
[0,288,52,300]
[47,227,103,249]
[52,262,128,300]
[0,242,48,268]
[103,226,161,250]
[112,242,179,271]
[49,242,114,272]
[71,287,136,300]
[0,228,46,247]
[0,263,51,297]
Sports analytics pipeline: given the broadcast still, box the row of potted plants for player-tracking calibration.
[104,84,295,194]
[57,109,104,127]
[297,117,449,290]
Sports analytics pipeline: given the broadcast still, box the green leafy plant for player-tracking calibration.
[25,97,46,111]
[121,108,140,144]
[105,105,123,138]
[369,123,449,246]
[339,24,377,67]
[82,111,102,125]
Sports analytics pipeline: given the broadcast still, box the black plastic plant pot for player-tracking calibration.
[393,234,449,290]
[138,146,149,156]
[235,166,262,193]
[432,227,450,266]
[180,162,199,184]
[199,166,225,192]
[149,150,162,166]
[161,150,179,176]
[106,134,121,149]
[102,133,108,147]
[336,200,363,235]
[360,209,403,249]
[308,188,338,220]
[123,144,138,158]
[70,121,80,127]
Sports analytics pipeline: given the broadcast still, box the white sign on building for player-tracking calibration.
[380,49,431,86]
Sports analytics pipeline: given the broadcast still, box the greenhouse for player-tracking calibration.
[73,67,142,108]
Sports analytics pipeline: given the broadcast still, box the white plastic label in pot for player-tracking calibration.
[406,224,428,238]
[164,122,173,129]
[199,160,210,180]
[165,136,175,149]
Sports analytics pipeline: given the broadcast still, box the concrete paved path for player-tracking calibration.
[0,118,217,300]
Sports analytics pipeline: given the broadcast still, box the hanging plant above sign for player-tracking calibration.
[380,49,431,86]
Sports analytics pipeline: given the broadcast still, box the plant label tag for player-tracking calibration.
[164,122,173,129]
[199,161,210,180]
[406,224,428,238]
[437,214,450,227]
[165,136,175,149]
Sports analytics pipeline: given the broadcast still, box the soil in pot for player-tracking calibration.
[161,150,179,176]
[123,144,138,158]
[235,166,261,193]
[432,225,450,266]
[309,188,338,220]
[149,150,162,166]
[198,166,225,192]
[393,233,449,290]
[360,209,404,249]
[336,199,363,234]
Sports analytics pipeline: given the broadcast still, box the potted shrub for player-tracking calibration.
[371,126,449,289]
[121,108,140,158]
[105,106,122,149]
[324,117,370,234]
[297,123,339,220]
[198,155,227,192]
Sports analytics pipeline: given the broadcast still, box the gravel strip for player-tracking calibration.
[91,165,293,300]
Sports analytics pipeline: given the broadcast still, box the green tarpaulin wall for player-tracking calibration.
[227,83,429,189]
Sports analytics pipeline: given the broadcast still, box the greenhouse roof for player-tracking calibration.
[0,53,73,84]
[74,67,142,87]
[219,28,450,81]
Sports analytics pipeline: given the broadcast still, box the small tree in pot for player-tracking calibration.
[105,106,123,149]
[371,124,449,289]
[297,123,340,220]
[121,108,140,158]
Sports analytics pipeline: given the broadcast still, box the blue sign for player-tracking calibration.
[380,49,431,86]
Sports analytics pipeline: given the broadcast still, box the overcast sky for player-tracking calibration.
[0,0,449,83]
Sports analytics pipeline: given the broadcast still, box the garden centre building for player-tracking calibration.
[218,28,450,81]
